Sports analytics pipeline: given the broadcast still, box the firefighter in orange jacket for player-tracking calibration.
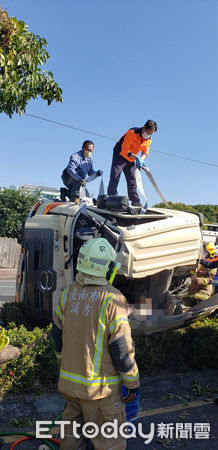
[52,238,139,449]
[107,120,157,207]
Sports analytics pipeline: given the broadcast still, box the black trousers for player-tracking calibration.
[107,152,140,202]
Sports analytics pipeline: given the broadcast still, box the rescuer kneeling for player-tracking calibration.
[184,242,217,306]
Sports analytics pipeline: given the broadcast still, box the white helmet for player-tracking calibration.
[76,238,116,278]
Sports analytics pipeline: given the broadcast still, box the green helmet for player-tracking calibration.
[76,238,116,278]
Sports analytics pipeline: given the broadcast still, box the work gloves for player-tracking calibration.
[135,156,145,169]
[122,387,139,403]
[127,152,146,169]
[80,171,103,185]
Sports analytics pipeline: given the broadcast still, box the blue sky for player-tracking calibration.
[1,0,218,206]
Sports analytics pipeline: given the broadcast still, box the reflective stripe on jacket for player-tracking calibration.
[114,127,151,162]
[53,282,139,400]
[188,263,216,300]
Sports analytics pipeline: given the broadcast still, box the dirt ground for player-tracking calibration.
[0,268,17,280]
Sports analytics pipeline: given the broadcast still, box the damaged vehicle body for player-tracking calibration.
[16,197,218,334]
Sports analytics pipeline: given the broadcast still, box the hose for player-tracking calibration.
[10,436,59,449]
[0,432,56,449]
[0,413,62,449]
[10,437,31,449]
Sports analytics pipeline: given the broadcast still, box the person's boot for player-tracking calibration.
[131,201,142,207]
[69,195,79,203]
[60,188,69,202]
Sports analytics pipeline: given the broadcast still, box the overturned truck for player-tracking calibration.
[16,198,218,334]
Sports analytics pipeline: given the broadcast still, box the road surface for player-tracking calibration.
[0,269,16,307]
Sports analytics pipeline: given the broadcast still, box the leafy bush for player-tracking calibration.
[0,302,28,327]
[0,310,217,396]
[134,318,218,373]
[0,323,58,396]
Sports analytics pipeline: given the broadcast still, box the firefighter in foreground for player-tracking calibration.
[52,238,139,449]
[184,242,217,306]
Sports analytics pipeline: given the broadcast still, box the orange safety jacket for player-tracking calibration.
[114,127,152,162]
[203,256,218,269]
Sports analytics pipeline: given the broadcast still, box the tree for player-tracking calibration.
[0,7,63,117]
[154,201,218,224]
[0,188,39,243]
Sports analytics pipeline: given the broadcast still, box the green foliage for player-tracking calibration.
[0,7,63,117]
[0,188,39,243]
[0,323,58,396]
[0,313,217,396]
[0,302,28,327]
[154,201,218,224]
[193,204,218,224]
[10,417,35,428]
[134,318,218,374]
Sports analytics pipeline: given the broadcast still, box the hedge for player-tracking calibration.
[0,303,217,396]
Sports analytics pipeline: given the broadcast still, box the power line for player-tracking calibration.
[24,113,218,168]
[24,113,115,141]
[151,149,218,168]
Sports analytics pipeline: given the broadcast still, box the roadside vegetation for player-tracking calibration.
[0,304,58,397]
[134,316,218,374]
[154,201,218,224]
[0,188,39,244]
[0,303,217,397]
